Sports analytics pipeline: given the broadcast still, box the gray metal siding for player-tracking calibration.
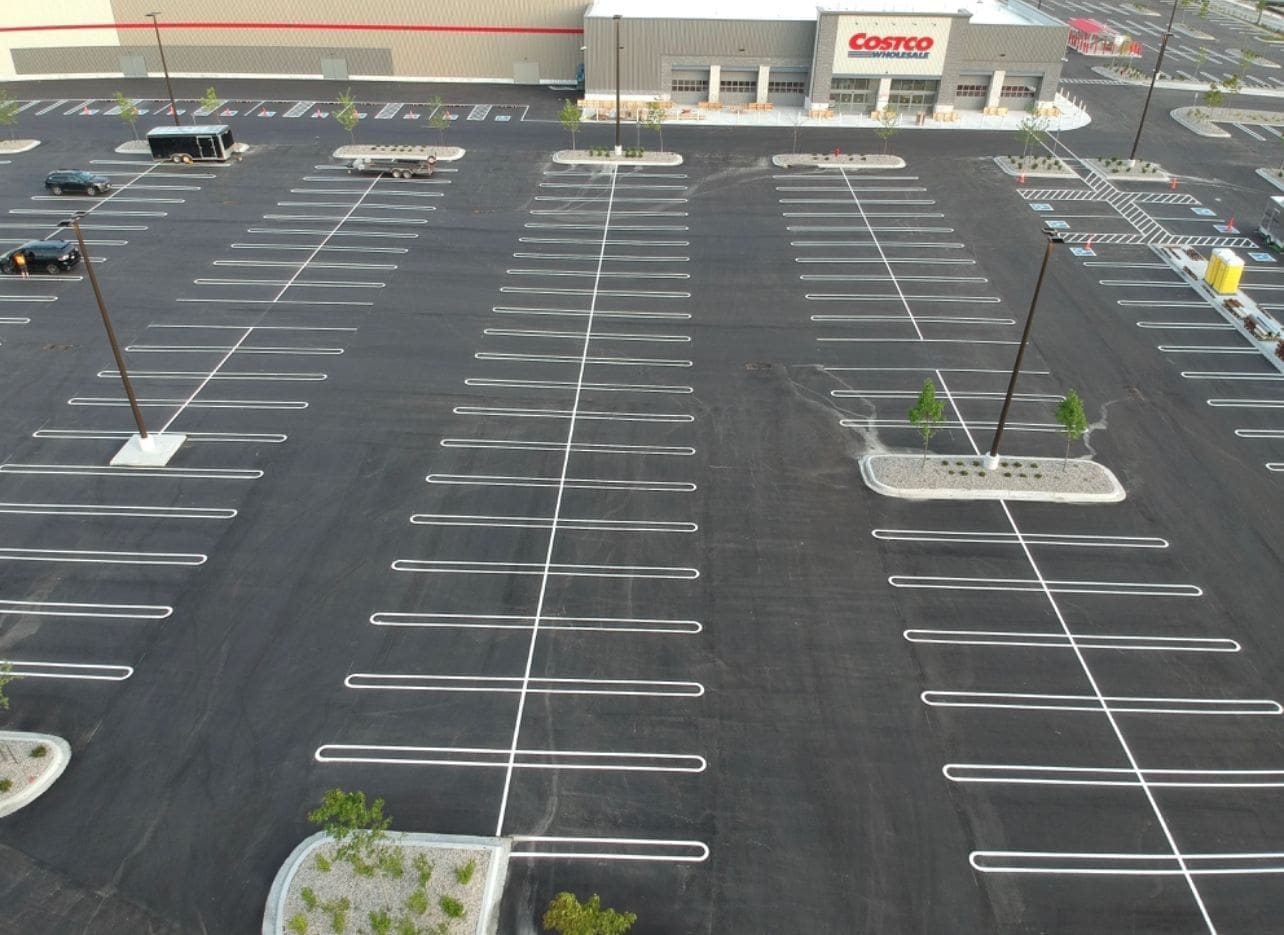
[949,23,1068,100]
[12,44,393,77]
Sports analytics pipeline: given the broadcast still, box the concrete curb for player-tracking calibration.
[773,153,904,169]
[0,731,71,818]
[332,144,465,162]
[860,454,1125,503]
[992,155,1077,179]
[1080,156,1171,183]
[263,830,510,935]
[115,140,151,154]
[0,139,41,154]
[553,149,683,166]
[1255,167,1284,191]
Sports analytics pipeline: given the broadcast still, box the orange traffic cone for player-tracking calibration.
[1018,172,1025,184]
[1170,176,1178,190]
[81,105,90,115]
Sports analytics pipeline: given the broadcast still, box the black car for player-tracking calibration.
[0,240,82,274]
[44,169,111,196]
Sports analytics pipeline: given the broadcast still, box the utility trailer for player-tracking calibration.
[347,154,436,178]
[1258,195,1284,250]
[146,124,247,163]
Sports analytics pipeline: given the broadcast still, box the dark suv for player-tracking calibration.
[0,240,82,274]
[44,169,111,196]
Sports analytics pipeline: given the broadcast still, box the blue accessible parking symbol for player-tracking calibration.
[1070,246,1096,257]
[1192,207,1215,216]
[1248,252,1277,263]
[1031,203,1053,212]
[1044,220,1070,229]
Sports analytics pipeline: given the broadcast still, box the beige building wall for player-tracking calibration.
[3,0,587,83]
[0,0,120,78]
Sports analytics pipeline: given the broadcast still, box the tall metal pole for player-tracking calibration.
[1129,0,1179,161]
[614,15,622,156]
[987,230,1062,464]
[146,12,181,126]
[63,215,151,441]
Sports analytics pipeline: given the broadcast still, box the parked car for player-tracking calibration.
[0,240,82,274]
[44,169,112,196]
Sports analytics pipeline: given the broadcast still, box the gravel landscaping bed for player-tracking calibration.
[773,153,905,168]
[862,454,1124,502]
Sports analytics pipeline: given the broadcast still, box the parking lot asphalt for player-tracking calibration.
[3,7,1284,930]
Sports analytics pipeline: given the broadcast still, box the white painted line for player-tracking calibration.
[793,240,964,248]
[500,286,690,299]
[176,298,374,307]
[890,576,1202,596]
[410,509,695,532]
[971,850,1284,876]
[0,660,132,681]
[1208,398,1284,408]
[213,260,398,271]
[801,275,988,283]
[371,612,701,633]
[946,764,1284,787]
[465,378,690,394]
[1236,429,1284,438]
[906,629,1237,652]
[70,396,307,410]
[482,327,689,342]
[393,560,699,579]
[426,473,694,492]
[192,278,384,289]
[32,429,284,445]
[510,836,709,863]
[476,352,691,367]
[519,237,689,246]
[0,548,205,566]
[440,438,694,456]
[262,214,428,225]
[149,323,356,332]
[809,294,1001,304]
[873,529,1167,548]
[453,406,692,423]
[317,744,706,774]
[99,369,326,382]
[230,243,408,254]
[346,673,704,697]
[1158,345,1260,354]
[1182,371,1284,380]
[1138,322,1234,329]
[817,315,1010,325]
[922,690,1280,715]
[246,227,418,239]
[513,252,689,263]
[0,501,235,520]
[797,256,975,265]
[0,599,170,620]
[277,201,433,212]
[493,305,690,321]
[0,464,261,480]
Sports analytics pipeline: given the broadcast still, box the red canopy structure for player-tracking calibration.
[1067,18,1141,57]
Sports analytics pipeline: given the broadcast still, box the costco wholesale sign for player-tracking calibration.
[830,16,952,76]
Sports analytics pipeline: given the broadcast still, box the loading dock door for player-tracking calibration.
[999,76,1041,109]
[719,70,758,105]
[670,68,710,105]
[766,70,807,107]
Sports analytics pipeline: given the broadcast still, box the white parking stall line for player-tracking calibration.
[781,198,936,206]
[454,406,693,423]
[10,208,167,219]
[1268,462,1284,471]
[776,185,927,192]
[922,691,1280,715]
[99,369,327,382]
[214,259,397,271]
[1138,321,1234,329]
[533,196,688,204]
[1233,123,1267,140]
[506,269,690,281]
[510,836,709,863]
[0,599,170,620]
[501,287,691,299]
[34,99,68,115]
[530,210,689,219]
[126,344,343,356]
[0,501,235,520]
[32,429,284,445]
[70,396,308,410]
[789,225,954,233]
[1207,398,1284,408]
[316,744,706,774]
[890,576,1202,596]
[440,438,694,457]
[32,195,184,205]
[465,378,691,394]
[284,101,315,117]
[374,102,403,119]
[817,315,1010,326]
[246,228,418,239]
[841,417,1058,432]
[0,660,132,681]
[493,305,690,321]
[290,189,443,199]
[0,464,261,480]
[906,629,1237,652]
[410,513,695,533]
[513,252,689,263]
[802,275,988,285]
[192,278,384,289]
[540,182,689,190]
[1158,345,1261,354]
[276,201,434,213]
[483,327,688,342]
[0,548,206,566]
[1182,371,1284,380]
[230,243,408,254]
[346,673,703,697]
[175,297,374,307]
[782,211,945,219]
[798,257,977,266]
[519,237,689,247]
[874,528,1167,548]
[371,611,701,634]
[793,241,964,249]
[1236,429,1284,438]
[945,764,1284,787]
[426,473,696,492]
[475,352,691,367]
[15,101,42,113]
[810,294,999,304]
[525,223,689,233]
[261,214,428,225]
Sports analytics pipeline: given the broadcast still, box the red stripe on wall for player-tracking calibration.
[0,22,583,35]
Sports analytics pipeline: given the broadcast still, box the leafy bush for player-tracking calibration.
[407,888,429,915]
[30,745,47,758]
[454,859,475,885]
[412,854,433,886]
[368,910,392,935]
[302,887,319,911]
[315,853,332,873]
[0,779,10,793]
[439,895,465,919]
[379,849,404,878]
[288,914,309,935]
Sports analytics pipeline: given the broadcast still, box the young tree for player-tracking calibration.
[542,893,636,935]
[1257,0,1269,24]
[307,788,391,873]
[874,109,900,154]
[559,98,582,150]
[0,89,19,140]
[198,85,221,119]
[1202,80,1224,110]
[112,91,141,140]
[907,377,946,465]
[643,100,667,152]
[0,661,15,711]
[428,96,451,145]
[1016,110,1050,159]
[1198,0,1211,18]
[335,88,359,143]
[1192,47,1210,82]
[1224,73,1242,95]
[1055,389,1088,468]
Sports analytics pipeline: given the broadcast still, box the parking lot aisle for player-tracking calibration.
[316,160,706,875]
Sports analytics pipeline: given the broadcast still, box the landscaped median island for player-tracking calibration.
[772,152,904,169]
[553,148,683,166]
[861,454,1125,503]
[0,730,71,818]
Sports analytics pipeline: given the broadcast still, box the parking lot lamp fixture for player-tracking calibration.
[59,213,151,445]
[614,15,623,156]
[1129,0,1180,161]
[985,227,1064,469]
[146,11,182,126]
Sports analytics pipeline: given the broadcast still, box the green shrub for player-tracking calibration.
[439,895,465,919]
[321,896,350,934]
[412,854,433,886]
[315,852,332,873]
[288,914,309,935]
[454,859,476,886]
[0,779,11,793]
[30,745,47,758]
[407,888,429,916]
[379,848,404,878]
[301,887,319,911]
[396,917,424,935]
[368,910,392,935]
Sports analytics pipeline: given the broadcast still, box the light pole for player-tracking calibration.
[146,11,181,126]
[986,227,1064,468]
[614,14,623,156]
[1129,0,1180,161]
[59,213,151,445]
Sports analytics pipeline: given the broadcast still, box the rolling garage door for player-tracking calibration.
[670,68,710,105]
[953,74,989,111]
[719,70,758,105]
[766,68,807,107]
[999,76,1041,109]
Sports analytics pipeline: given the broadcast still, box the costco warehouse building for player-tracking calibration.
[3,0,1067,116]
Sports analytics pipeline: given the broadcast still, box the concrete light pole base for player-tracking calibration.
[983,453,1001,471]
[111,432,186,467]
